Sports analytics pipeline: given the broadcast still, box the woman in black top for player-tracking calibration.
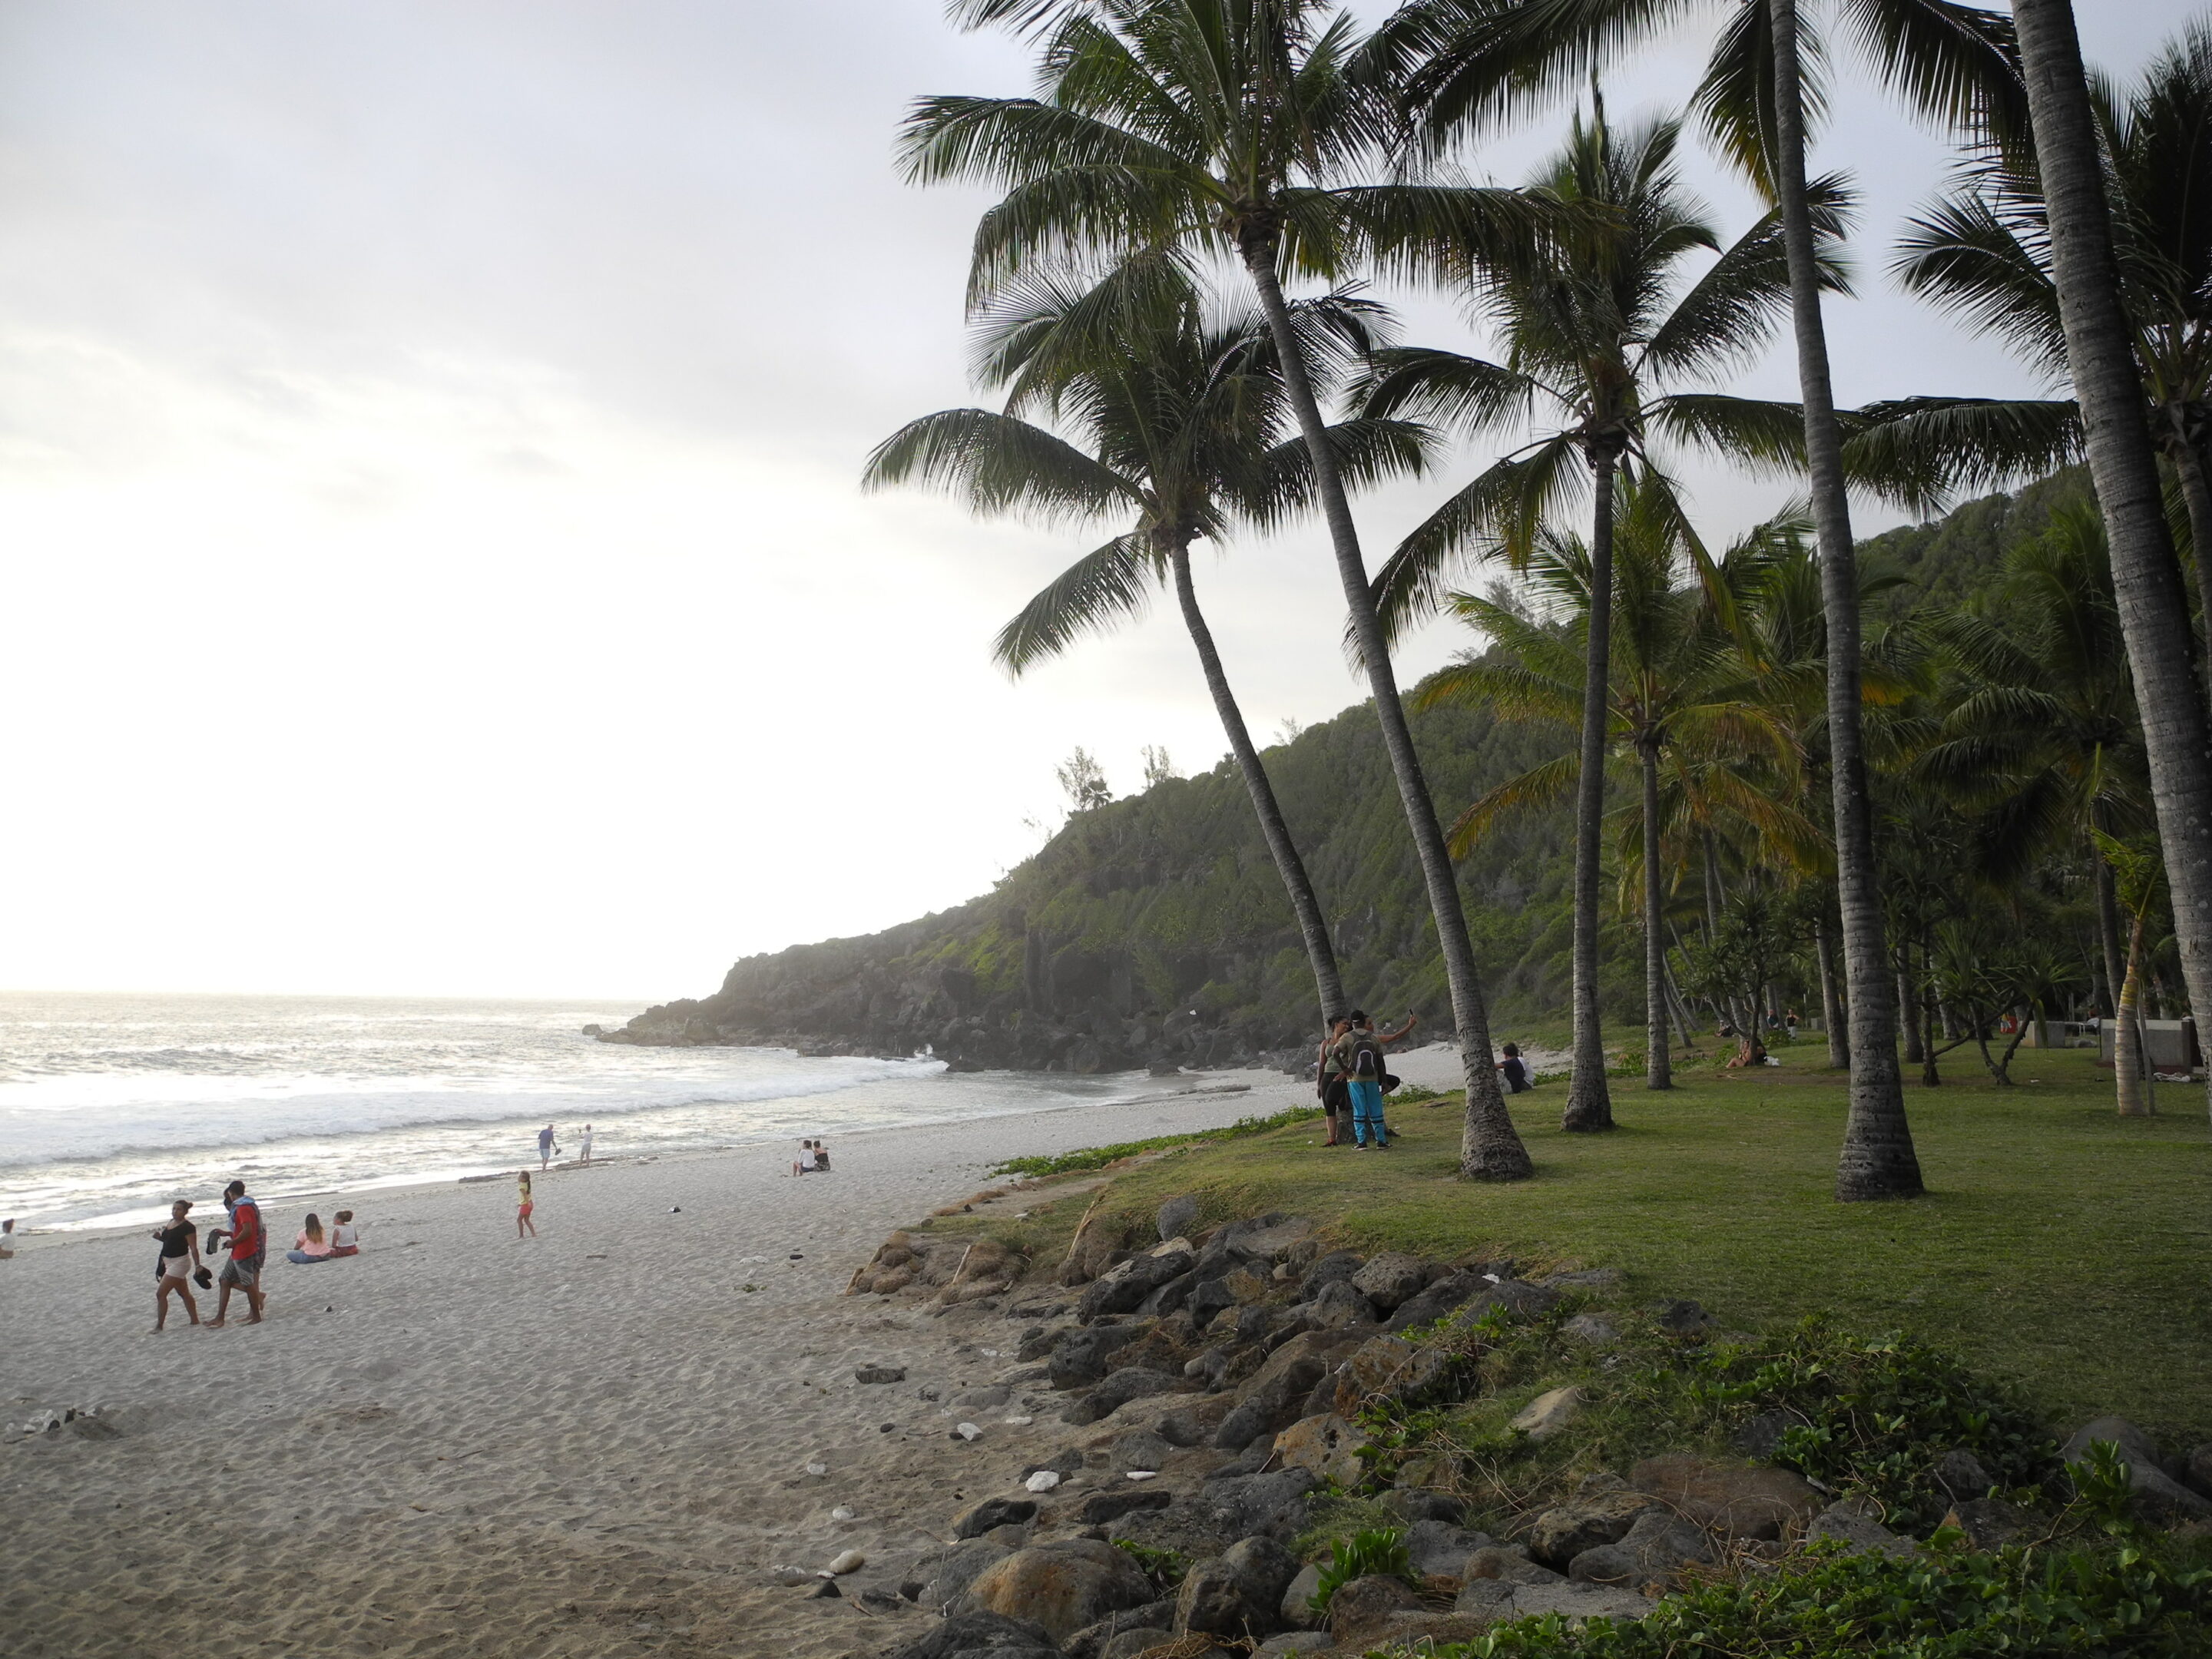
[151,1199,202,1330]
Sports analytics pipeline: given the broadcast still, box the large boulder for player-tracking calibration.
[2062,1416,2212,1523]
[1511,1386,1581,1439]
[1528,1480,1661,1567]
[1806,1497,1920,1560]
[1306,1279,1382,1330]
[1065,1367,1179,1426]
[959,1539,1158,1641]
[1453,1278,1563,1326]
[908,1538,1016,1610]
[1080,1246,1197,1322]
[2187,1444,2212,1498]
[1199,1468,1320,1540]
[1177,1535,1300,1637]
[1385,1270,1488,1333]
[1279,1563,1324,1630]
[1508,1582,1654,1623]
[885,1609,1059,1659]
[1051,1326,1140,1390]
[1079,1488,1174,1526]
[1628,1455,1823,1540]
[1463,1545,1564,1586]
[1323,1574,1422,1642]
[1065,1601,1180,1659]
[1403,1518,1498,1578]
[1213,1355,1327,1451]
[1059,1211,1133,1286]
[1271,1413,1369,1488]
[952,1496,1040,1540]
[1565,1512,1710,1589]
[1944,1496,2032,1551]
[1299,1250,1365,1300]
[1932,1448,1993,1499]
[1330,1333,1455,1416]
[1157,1195,1202,1242]
[1349,1252,1430,1310]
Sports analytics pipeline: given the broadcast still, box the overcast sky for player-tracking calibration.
[0,1,2190,1000]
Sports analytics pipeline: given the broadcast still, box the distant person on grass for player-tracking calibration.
[206,1180,266,1327]
[537,1123,557,1171]
[517,1171,536,1238]
[1315,1017,1353,1146]
[151,1199,202,1331]
[1335,1010,1416,1150]
[1496,1043,1533,1093]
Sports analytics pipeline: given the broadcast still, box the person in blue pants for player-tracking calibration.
[1334,1010,1418,1148]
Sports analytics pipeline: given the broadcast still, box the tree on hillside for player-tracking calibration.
[1058,747,1113,812]
[1414,482,1809,1091]
[1141,744,1181,787]
[2013,0,2212,1125]
[1358,101,1830,1128]
[905,0,1548,1177]
[865,254,1432,1028]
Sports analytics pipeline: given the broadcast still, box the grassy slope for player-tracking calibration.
[1023,1045,2211,1442]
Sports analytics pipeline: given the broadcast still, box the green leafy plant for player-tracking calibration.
[2072,1439,2139,1536]
[1111,1538,1189,1593]
[1310,1527,1412,1614]
[1392,1083,1447,1104]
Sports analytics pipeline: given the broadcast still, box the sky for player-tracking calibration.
[0,0,2191,1001]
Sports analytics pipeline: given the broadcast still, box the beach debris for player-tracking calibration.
[955,1422,982,1440]
[916,1384,942,1402]
[805,1461,829,1476]
[803,1579,840,1599]
[769,1566,813,1587]
[1126,1470,1157,1480]
[880,1423,896,1433]
[1024,1471,1061,1493]
[855,1364,906,1385]
[790,1251,804,1260]
[8,1406,102,1436]
[826,1549,866,1575]
[831,1505,856,1522]
[670,1207,681,1214]
[742,1283,760,1293]
[1002,1416,1033,1426]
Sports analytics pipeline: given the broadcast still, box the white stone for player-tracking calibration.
[826,1550,866,1575]
[830,1505,856,1521]
[1002,1416,1034,1426]
[956,1422,982,1440]
[804,1461,828,1476]
[1511,1386,1582,1439]
[1025,1470,1062,1492]
[1126,1470,1157,1480]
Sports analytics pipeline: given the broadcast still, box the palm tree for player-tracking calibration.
[1356,101,1827,1130]
[1412,482,1807,1091]
[2013,0,2212,1124]
[903,0,1543,1177]
[1884,25,2212,702]
[1377,0,2027,1196]
[864,256,1430,1030]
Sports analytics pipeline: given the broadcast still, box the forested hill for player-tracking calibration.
[603,473,2088,1071]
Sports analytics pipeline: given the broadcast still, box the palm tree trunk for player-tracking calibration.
[2168,436,2212,719]
[2015,0,2212,1126]
[1169,542,1346,1028]
[1564,455,1620,1131]
[1899,961,1924,1065]
[1238,240,1532,1180]
[1641,737,1671,1090]
[1815,914,1848,1068]
[2093,855,2125,1016]
[1701,829,1724,939]
[2116,914,2152,1115]
[1770,0,1919,1199]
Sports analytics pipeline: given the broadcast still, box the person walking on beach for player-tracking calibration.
[151,1200,202,1331]
[579,1124,594,1165]
[206,1180,266,1327]
[537,1124,556,1171]
[516,1171,536,1238]
[1316,1017,1353,1145]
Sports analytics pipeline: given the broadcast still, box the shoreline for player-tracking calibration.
[2,1058,1423,1659]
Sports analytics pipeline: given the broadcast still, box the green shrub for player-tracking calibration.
[1424,1537,2212,1657]
[988,1104,1325,1177]
[1111,1538,1189,1593]
[1312,1527,1412,1614]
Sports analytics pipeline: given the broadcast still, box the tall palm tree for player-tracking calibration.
[1356,102,1828,1129]
[864,256,1430,1029]
[2013,0,2212,1125]
[903,0,1543,1177]
[1883,25,2212,704]
[1377,0,2025,1196]
[1413,482,1808,1091]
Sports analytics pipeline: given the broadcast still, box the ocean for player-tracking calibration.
[0,991,1159,1231]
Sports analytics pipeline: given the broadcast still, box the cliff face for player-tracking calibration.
[603,692,1581,1071]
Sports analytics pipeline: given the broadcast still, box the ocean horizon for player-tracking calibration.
[0,989,1163,1232]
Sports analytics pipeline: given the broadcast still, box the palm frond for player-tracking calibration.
[992,531,1162,675]
[863,408,1142,525]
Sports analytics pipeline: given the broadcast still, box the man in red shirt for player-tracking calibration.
[207,1179,267,1327]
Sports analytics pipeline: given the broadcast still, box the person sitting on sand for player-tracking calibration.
[205,1179,266,1327]
[329,1211,359,1257]
[792,1140,817,1177]
[517,1171,536,1238]
[810,1137,830,1172]
[286,1214,336,1264]
[151,1200,202,1331]
[1496,1042,1532,1093]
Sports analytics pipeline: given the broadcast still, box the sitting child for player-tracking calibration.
[286,1212,336,1263]
[791,1140,817,1177]
[328,1210,360,1257]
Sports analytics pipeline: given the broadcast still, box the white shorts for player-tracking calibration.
[158,1255,190,1283]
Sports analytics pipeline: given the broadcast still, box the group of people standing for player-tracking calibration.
[149,1180,356,1332]
[1316,1010,1416,1148]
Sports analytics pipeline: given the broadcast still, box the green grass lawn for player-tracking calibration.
[1063,1045,2212,1443]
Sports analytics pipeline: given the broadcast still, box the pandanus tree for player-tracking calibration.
[864,254,1432,1029]
[1880,24,2212,698]
[905,0,1547,1177]
[2012,0,2212,1124]
[1356,104,1833,1128]
[1378,0,2028,1196]
[1412,481,1807,1091]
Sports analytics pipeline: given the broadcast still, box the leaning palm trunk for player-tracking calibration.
[2114,915,2154,1115]
[1641,738,1671,1089]
[1814,916,1847,1068]
[2167,439,2212,718]
[2092,853,2127,1019]
[1239,240,1532,1180]
[1770,0,1919,1198]
[1169,541,1346,1026]
[2016,0,2212,1124]
[1565,454,1621,1128]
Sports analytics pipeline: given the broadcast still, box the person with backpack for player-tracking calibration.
[1333,1010,1417,1149]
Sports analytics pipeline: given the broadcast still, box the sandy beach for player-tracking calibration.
[0,1053,1477,1659]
